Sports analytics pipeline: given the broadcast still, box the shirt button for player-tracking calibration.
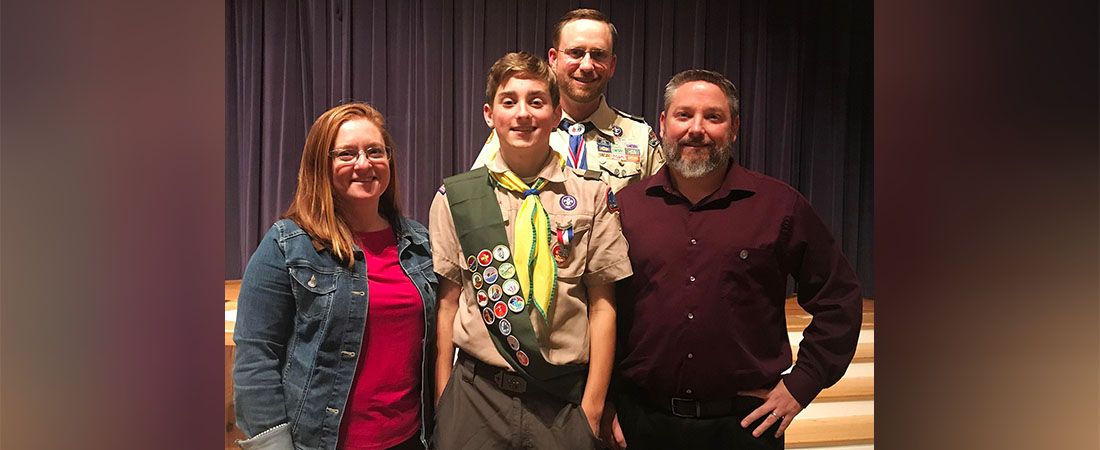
[686,389,693,395]
[690,238,697,245]
[687,312,694,319]
[739,249,749,259]
[687,353,694,359]
[689,275,696,282]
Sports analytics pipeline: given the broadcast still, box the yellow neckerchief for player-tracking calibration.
[488,151,565,324]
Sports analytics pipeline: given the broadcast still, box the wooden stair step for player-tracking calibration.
[226,280,241,302]
[814,376,874,402]
[785,415,874,448]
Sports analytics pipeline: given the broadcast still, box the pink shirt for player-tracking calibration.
[337,228,425,450]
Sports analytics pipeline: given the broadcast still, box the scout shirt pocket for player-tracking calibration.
[596,138,642,179]
[547,216,592,280]
[288,264,338,319]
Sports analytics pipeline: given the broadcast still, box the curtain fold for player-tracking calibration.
[226,0,874,296]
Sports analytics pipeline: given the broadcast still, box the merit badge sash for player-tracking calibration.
[443,167,587,403]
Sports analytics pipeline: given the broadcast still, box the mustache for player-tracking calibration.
[677,139,714,147]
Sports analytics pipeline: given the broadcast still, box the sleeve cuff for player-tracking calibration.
[582,256,633,286]
[782,366,823,408]
[236,423,293,450]
[433,253,464,286]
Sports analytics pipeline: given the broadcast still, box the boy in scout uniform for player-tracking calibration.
[471,8,664,192]
[429,51,632,449]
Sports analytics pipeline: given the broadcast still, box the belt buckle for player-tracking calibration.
[493,371,528,393]
[670,397,701,418]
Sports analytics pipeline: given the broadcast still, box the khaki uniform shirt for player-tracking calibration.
[472,96,664,193]
[430,153,633,369]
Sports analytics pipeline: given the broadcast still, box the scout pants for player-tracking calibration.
[433,351,600,450]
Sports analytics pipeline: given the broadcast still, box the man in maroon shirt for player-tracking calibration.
[601,69,863,449]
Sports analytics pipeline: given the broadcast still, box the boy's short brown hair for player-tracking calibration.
[484,51,560,107]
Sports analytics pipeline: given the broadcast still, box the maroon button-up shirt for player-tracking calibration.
[614,162,862,406]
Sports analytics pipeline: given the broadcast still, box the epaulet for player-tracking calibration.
[609,105,646,124]
[570,167,603,181]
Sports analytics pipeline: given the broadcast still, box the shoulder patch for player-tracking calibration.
[609,105,646,124]
[606,187,619,212]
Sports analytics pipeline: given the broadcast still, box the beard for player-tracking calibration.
[559,75,608,104]
[664,137,732,178]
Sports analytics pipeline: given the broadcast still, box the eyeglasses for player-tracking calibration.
[558,47,613,65]
[331,147,388,164]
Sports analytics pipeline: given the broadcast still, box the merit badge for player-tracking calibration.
[472,272,484,290]
[482,307,495,325]
[483,266,499,284]
[498,263,516,279]
[597,137,611,146]
[516,350,530,366]
[507,335,520,351]
[493,301,508,318]
[611,125,623,137]
[606,187,619,212]
[476,290,489,307]
[466,255,478,272]
[502,279,520,296]
[488,284,503,301]
[438,184,446,195]
[493,244,510,262]
[568,122,586,136]
[477,250,493,266]
[559,195,577,211]
[498,318,512,336]
[507,295,525,313]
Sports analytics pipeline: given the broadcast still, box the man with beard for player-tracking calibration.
[602,69,863,450]
[472,8,664,192]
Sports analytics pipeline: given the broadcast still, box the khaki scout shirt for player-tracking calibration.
[430,152,633,369]
[472,96,664,193]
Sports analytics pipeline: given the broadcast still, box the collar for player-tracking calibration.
[393,217,429,246]
[485,150,568,184]
[644,161,758,202]
[564,95,617,136]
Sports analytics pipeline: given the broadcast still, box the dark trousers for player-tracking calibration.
[614,386,783,450]
[432,351,600,450]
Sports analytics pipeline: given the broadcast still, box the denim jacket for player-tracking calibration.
[233,218,438,450]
